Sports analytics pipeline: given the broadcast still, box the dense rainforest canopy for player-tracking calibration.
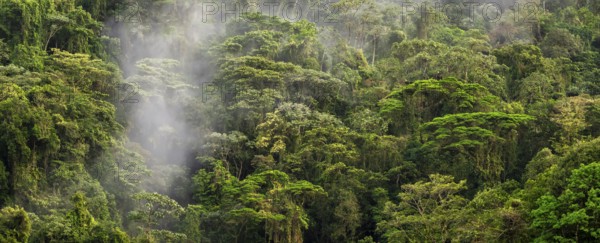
[1,0,600,242]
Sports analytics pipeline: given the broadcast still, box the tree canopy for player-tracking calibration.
[1,0,600,242]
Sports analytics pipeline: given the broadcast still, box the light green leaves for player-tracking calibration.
[532,162,600,241]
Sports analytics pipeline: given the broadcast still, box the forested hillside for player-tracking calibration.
[1,0,599,242]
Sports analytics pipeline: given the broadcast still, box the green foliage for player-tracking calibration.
[0,0,49,46]
[379,77,500,134]
[531,162,600,241]
[514,72,558,105]
[524,137,600,209]
[12,44,45,70]
[128,192,185,241]
[313,162,388,242]
[255,103,360,178]
[586,101,600,137]
[0,1,599,242]
[0,39,8,65]
[541,28,584,58]
[66,192,97,241]
[459,182,528,241]
[0,0,108,62]
[418,112,534,184]
[346,108,388,135]
[493,44,545,82]
[243,170,326,243]
[378,174,468,242]
[190,160,326,242]
[0,206,31,242]
[180,205,205,242]
[430,27,491,53]
[217,15,321,68]
[29,191,128,242]
[0,3,140,239]
[387,40,506,96]
[216,30,283,59]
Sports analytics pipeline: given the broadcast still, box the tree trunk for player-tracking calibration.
[371,37,376,65]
